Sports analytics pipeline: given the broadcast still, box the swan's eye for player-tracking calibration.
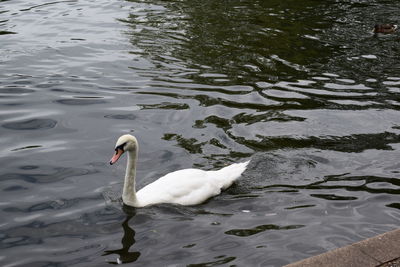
[115,142,127,152]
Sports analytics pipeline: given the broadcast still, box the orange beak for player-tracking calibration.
[110,149,124,165]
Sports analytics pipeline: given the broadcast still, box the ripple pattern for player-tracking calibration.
[0,0,400,266]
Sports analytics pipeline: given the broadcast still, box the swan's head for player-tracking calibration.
[109,134,138,165]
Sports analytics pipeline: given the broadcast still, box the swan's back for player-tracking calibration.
[136,161,249,207]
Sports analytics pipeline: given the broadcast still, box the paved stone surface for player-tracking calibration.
[354,229,400,264]
[284,229,400,267]
[379,258,400,267]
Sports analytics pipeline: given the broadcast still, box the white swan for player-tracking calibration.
[109,134,249,208]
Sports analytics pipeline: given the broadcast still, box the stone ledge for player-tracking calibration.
[284,228,400,267]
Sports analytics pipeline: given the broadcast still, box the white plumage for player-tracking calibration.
[109,134,249,208]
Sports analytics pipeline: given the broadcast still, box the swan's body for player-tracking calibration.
[110,134,249,208]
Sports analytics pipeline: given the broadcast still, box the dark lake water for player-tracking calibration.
[1,0,400,266]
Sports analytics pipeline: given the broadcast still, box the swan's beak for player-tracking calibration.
[110,149,124,165]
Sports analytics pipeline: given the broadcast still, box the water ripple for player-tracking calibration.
[225,224,305,237]
[1,0,400,266]
[3,118,57,130]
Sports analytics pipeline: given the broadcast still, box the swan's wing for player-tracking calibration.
[212,161,249,189]
[136,169,221,206]
[136,161,249,207]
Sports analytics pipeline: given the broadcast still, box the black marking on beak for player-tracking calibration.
[115,142,126,152]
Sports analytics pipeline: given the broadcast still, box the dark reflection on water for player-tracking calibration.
[102,208,141,265]
[1,0,400,266]
[225,224,305,237]
[56,99,108,106]
[3,119,57,130]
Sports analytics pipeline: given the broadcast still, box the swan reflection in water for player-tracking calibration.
[102,206,141,264]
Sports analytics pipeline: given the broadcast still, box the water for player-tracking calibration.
[1,0,399,266]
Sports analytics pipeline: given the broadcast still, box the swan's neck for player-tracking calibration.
[122,147,140,207]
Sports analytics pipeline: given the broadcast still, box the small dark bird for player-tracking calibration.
[373,24,398,33]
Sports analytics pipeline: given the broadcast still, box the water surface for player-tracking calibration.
[1,0,399,266]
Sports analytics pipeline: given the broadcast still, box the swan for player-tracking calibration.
[109,134,249,208]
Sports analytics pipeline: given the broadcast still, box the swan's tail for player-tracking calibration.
[214,160,250,190]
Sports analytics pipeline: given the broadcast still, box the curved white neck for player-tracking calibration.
[122,147,140,206]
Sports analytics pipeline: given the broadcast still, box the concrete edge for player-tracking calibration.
[283,228,400,267]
